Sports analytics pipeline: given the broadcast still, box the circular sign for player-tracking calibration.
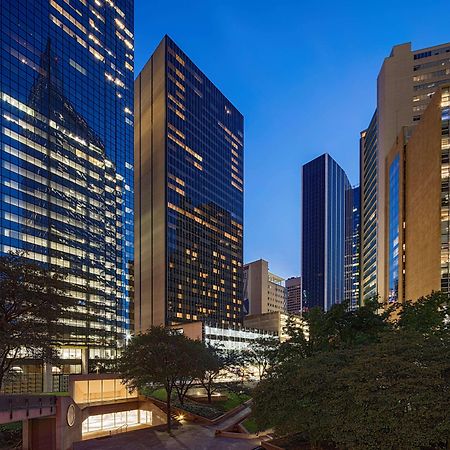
[67,404,76,427]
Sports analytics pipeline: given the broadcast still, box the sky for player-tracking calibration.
[134,0,450,279]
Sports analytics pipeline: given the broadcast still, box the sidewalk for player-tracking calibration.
[74,422,261,449]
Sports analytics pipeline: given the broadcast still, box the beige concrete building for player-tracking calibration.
[243,259,286,315]
[382,86,449,302]
[244,311,303,342]
[1,374,166,450]
[360,42,450,302]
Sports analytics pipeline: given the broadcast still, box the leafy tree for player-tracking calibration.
[253,294,450,449]
[254,331,450,449]
[329,332,450,450]
[173,338,205,405]
[222,349,250,382]
[277,298,390,364]
[118,326,203,432]
[197,344,226,403]
[242,336,279,379]
[393,291,449,335]
[0,252,67,390]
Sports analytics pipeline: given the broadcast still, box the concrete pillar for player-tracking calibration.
[22,419,30,450]
[43,363,53,393]
[81,348,88,374]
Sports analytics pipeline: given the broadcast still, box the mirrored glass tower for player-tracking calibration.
[0,0,134,376]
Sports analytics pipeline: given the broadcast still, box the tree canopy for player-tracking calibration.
[118,326,224,431]
[0,252,67,390]
[253,292,450,450]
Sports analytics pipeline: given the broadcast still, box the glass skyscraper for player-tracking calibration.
[345,186,360,309]
[302,153,351,311]
[135,36,244,330]
[0,0,134,375]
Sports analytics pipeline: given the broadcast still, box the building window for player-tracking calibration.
[388,154,400,302]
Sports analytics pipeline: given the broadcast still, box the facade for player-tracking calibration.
[285,276,302,314]
[360,41,450,302]
[243,311,303,342]
[3,374,166,449]
[0,0,134,375]
[171,320,276,352]
[360,113,378,301]
[382,86,449,303]
[345,186,360,309]
[302,154,351,311]
[135,36,244,330]
[243,259,287,315]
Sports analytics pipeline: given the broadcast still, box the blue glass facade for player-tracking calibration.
[302,154,350,311]
[0,0,134,370]
[345,186,360,309]
[388,154,400,302]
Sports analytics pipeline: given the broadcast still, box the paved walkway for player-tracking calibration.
[216,405,252,431]
[74,422,261,449]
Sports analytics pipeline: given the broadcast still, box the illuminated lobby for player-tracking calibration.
[20,374,166,450]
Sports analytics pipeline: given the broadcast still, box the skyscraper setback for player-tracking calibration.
[360,41,450,302]
[135,36,244,331]
[0,0,134,375]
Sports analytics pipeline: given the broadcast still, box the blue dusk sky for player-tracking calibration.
[134,0,449,279]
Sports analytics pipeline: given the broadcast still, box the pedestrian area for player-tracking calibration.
[73,422,261,450]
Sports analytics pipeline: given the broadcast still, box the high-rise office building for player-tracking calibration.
[360,113,378,301]
[135,36,244,331]
[243,259,286,315]
[360,42,450,302]
[285,276,302,314]
[383,86,449,302]
[302,153,351,311]
[345,186,360,309]
[0,0,134,378]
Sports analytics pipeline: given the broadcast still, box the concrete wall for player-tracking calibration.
[244,259,267,315]
[404,91,442,300]
[382,90,443,303]
[377,43,414,303]
[135,37,168,332]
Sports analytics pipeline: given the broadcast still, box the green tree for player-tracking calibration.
[0,252,67,390]
[328,332,450,450]
[277,298,390,364]
[393,291,449,335]
[242,336,279,379]
[198,344,226,403]
[253,295,450,449]
[254,332,450,449]
[173,338,205,406]
[118,327,202,432]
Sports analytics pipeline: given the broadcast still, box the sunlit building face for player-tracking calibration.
[0,0,134,373]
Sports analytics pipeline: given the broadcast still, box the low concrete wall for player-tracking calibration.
[0,395,57,425]
[148,396,252,426]
[262,441,285,450]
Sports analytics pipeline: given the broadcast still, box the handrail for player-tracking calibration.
[0,395,57,413]
[109,423,128,436]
